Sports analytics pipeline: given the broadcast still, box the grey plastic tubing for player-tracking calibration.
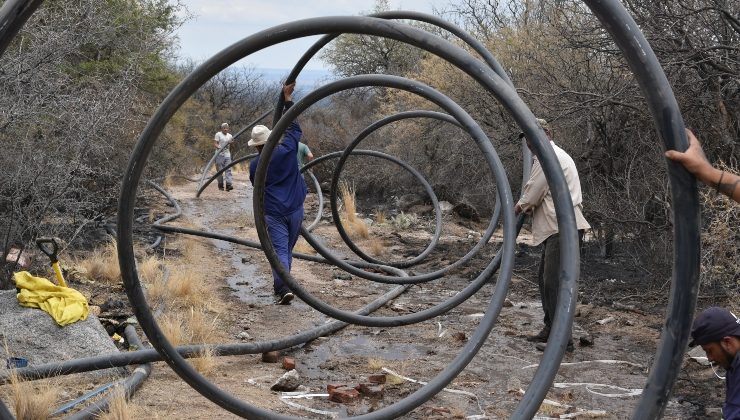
[272,10,515,124]
[155,147,509,326]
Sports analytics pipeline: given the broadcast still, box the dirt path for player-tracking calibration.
[123,171,721,419]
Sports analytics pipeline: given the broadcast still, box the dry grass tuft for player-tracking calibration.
[293,238,316,255]
[374,209,386,225]
[188,308,217,344]
[339,182,369,239]
[9,370,58,420]
[158,313,184,346]
[450,406,467,419]
[190,346,217,375]
[138,255,162,284]
[168,270,198,302]
[145,271,169,308]
[98,387,130,420]
[367,237,385,257]
[385,372,405,385]
[181,237,207,263]
[367,358,385,371]
[76,238,121,284]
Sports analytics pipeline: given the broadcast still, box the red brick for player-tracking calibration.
[358,383,384,398]
[261,351,279,363]
[282,357,296,370]
[326,383,347,393]
[367,374,386,384]
[328,387,360,404]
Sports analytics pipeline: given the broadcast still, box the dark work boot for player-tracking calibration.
[536,340,574,353]
[225,184,233,191]
[218,183,224,191]
[526,327,551,343]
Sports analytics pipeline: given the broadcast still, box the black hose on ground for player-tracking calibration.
[64,325,152,420]
[0,0,43,59]
[1,283,408,384]
[146,180,182,250]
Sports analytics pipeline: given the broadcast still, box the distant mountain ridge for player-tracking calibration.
[257,68,334,88]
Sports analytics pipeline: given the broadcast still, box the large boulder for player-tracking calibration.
[0,290,124,378]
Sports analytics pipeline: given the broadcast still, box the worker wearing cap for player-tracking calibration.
[690,307,740,419]
[248,82,307,305]
[214,122,234,191]
[516,118,590,352]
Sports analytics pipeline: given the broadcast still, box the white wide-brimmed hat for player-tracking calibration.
[248,125,271,147]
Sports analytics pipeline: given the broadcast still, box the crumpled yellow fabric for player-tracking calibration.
[14,271,89,326]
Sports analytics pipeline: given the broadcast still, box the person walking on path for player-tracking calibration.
[665,128,740,203]
[689,307,740,419]
[515,118,591,352]
[214,122,234,191]
[249,82,307,305]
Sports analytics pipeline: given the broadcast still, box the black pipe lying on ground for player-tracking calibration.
[0,283,408,384]
[65,325,152,420]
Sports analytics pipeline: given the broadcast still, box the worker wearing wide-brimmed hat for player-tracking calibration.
[248,82,307,305]
[690,307,740,419]
[516,118,590,352]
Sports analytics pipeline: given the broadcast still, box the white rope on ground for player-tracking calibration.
[521,359,643,370]
[279,395,337,418]
[524,391,609,418]
[382,367,485,415]
[553,382,642,398]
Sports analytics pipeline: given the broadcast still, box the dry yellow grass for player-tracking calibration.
[188,308,217,344]
[375,209,386,225]
[367,358,385,371]
[9,370,58,420]
[190,346,216,375]
[75,238,121,284]
[158,313,184,346]
[145,271,169,308]
[367,237,385,257]
[138,255,162,284]
[293,238,316,255]
[339,182,369,239]
[98,387,130,420]
[168,270,198,301]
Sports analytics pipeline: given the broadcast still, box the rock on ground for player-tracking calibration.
[0,290,124,379]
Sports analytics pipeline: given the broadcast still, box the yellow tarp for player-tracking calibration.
[14,271,89,326]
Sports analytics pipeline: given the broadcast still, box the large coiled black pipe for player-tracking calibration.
[273,10,515,125]
[582,2,700,419]
[258,75,514,329]
[0,0,698,418]
[328,110,457,269]
[117,15,576,419]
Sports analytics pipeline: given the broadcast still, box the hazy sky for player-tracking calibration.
[174,0,451,71]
